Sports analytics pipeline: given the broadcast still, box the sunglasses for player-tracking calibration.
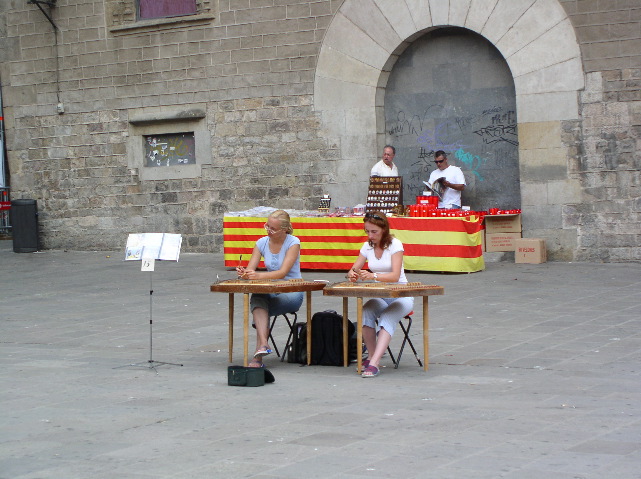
[364,213,384,221]
[263,223,281,233]
[434,159,445,164]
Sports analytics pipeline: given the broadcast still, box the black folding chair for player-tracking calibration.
[268,311,298,362]
[387,311,423,369]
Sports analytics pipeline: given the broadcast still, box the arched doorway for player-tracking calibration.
[314,0,584,258]
[385,27,519,211]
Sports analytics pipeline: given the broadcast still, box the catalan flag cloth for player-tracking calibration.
[224,216,484,273]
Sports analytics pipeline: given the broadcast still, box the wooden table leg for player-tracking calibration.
[306,290,312,365]
[356,296,363,374]
[342,297,349,367]
[423,296,429,371]
[228,294,234,363]
[243,292,249,367]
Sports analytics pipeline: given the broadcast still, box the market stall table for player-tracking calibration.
[223,216,484,272]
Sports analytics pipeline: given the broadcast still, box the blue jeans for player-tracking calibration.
[250,292,304,317]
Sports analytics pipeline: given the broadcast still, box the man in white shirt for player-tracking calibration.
[370,145,399,177]
[427,150,466,208]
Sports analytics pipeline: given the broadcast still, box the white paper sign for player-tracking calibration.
[141,258,155,271]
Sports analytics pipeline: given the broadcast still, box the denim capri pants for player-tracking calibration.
[250,292,304,317]
[362,296,414,336]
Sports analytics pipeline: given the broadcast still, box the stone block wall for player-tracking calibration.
[1,0,639,261]
[1,0,340,252]
[560,0,641,261]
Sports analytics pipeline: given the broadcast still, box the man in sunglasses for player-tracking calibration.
[427,150,466,209]
[370,145,398,177]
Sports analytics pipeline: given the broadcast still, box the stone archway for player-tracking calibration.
[384,27,519,211]
[314,0,584,255]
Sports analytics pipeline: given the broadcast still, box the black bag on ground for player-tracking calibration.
[287,322,307,365]
[288,310,356,366]
[227,365,275,387]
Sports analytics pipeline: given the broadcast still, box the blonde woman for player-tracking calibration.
[236,210,303,368]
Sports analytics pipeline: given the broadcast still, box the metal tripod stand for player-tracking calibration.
[115,270,183,373]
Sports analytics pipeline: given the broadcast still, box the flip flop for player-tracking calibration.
[361,365,380,378]
[253,346,273,359]
[248,359,265,368]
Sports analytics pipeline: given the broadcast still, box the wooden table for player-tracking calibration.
[210,279,326,366]
[323,281,445,373]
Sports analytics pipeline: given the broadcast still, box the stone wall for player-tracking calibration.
[1,0,340,252]
[1,0,639,261]
[314,0,588,261]
[561,0,641,261]
[313,0,639,262]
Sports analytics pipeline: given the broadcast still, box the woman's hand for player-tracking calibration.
[359,270,377,281]
[348,256,366,283]
[347,268,359,282]
[237,267,258,280]
[242,269,258,280]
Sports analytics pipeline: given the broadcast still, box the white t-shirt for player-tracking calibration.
[428,165,466,208]
[370,160,398,177]
[359,237,408,283]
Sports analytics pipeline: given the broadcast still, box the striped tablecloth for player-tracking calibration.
[223,216,484,273]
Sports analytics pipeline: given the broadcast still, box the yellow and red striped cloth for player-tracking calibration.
[224,216,484,273]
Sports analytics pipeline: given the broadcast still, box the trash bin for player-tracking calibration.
[11,199,39,253]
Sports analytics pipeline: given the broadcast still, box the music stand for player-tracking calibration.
[115,233,184,372]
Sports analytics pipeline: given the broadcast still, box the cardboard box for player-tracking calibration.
[485,214,521,233]
[515,238,547,264]
[485,232,521,252]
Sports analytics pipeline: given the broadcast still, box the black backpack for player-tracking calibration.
[287,322,308,365]
[288,310,356,366]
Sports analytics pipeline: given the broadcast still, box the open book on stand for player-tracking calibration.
[124,233,182,262]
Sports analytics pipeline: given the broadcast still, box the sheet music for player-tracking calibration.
[125,233,182,261]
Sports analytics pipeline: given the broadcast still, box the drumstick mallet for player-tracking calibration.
[237,255,245,278]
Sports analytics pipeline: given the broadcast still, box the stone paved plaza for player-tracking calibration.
[1,240,640,478]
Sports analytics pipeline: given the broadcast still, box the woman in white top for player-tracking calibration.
[236,210,303,368]
[346,211,414,377]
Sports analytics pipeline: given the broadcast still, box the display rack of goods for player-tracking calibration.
[366,176,403,214]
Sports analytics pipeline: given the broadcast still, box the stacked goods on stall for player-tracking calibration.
[366,176,402,215]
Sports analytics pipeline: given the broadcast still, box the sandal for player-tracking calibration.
[359,360,370,370]
[361,365,380,378]
[248,359,264,368]
[253,346,273,358]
